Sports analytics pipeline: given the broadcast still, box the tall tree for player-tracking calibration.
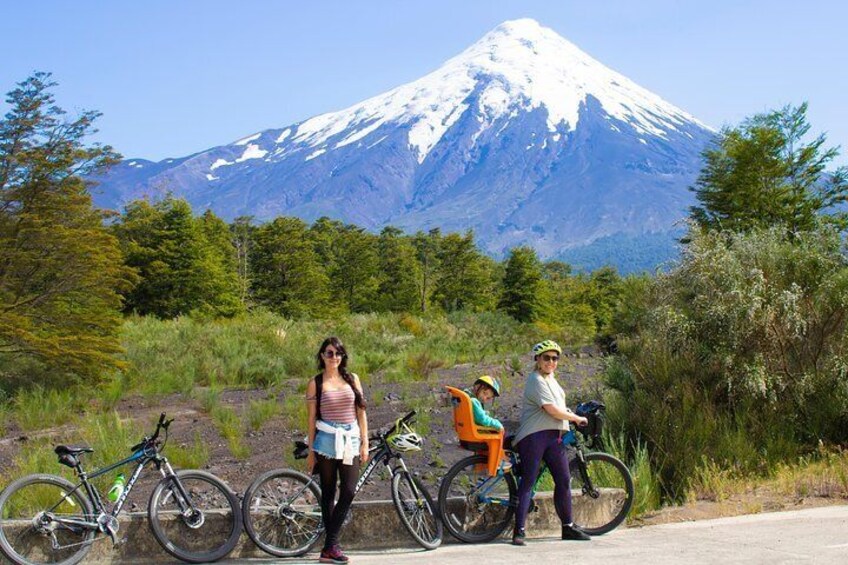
[376,226,421,312]
[0,73,133,385]
[690,103,848,233]
[251,217,330,318]
[197,210,243,316]
[499,246,542,322]
[332,225,379,312]
[432,231,494,312]
[114,198,239,318]
[412,229,442,312]
[230,215,254,307]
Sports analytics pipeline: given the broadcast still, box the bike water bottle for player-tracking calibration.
[107,473,126,502]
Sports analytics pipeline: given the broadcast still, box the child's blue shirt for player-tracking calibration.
[465,389,503,430]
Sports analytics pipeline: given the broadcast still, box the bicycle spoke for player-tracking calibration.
[243,470,323,557]
[391,471,441,549]
[149,471,241,562]
[0,475,95,565]
[570,452,634,536]
[438,454,515,543]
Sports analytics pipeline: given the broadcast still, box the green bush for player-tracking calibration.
[607,226,848,501]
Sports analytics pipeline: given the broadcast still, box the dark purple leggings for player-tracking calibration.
[515,429,572,530]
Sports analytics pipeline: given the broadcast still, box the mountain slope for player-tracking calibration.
[92,18,714,271]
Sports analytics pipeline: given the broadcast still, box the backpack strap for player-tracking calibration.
[314,373,323,421]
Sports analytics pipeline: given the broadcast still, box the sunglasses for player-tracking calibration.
[540,354,560,362]
[322,350,345,359]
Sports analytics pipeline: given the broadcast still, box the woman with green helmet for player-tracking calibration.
[512,340,590,545]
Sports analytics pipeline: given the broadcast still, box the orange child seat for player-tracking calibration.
[445,386,505,477]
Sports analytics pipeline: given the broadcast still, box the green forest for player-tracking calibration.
[3,73,848,507]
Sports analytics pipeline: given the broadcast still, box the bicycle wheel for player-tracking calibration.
[242,468,323,557]
[570,452,634,535]
[390,470,442,550]
[0,474,95,565]
[438,454,516,543]
[148,470,242,563]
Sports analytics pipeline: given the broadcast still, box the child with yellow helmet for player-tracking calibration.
[466,375,503,431]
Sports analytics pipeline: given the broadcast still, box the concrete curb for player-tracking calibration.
[1,490,618,563]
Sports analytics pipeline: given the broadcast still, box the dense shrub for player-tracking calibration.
[606,226,848,500]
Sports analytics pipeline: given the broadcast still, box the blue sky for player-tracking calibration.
[2,0,846,166]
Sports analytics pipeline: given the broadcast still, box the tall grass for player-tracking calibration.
[281,394,307,434]
[1,412,140,494]
[210,405,250,460]
[686,448,848,503]
[603,432,662,519]
[248,397,281,431]
[167,431,211,469]
[13,387,80,432]
[117,310,542,398]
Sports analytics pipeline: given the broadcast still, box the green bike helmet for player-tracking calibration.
[474,375,500,397]
[532,340,562,357]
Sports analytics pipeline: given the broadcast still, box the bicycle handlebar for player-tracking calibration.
[150,413,174,442]
[377,410,417,440]
[131,413,174,453]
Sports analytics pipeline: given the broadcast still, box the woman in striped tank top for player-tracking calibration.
[306,337,368,564]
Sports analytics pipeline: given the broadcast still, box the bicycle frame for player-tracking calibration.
[467,432,597,508]
[42,431,192,548]
[286,438,416,526]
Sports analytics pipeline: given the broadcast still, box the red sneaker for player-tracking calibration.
[319,544,350,564]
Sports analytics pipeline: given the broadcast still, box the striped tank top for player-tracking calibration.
[320,386,357,423]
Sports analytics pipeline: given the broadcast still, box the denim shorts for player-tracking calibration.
[313,421,361,459]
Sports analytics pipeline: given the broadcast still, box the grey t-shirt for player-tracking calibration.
[514,371,569,445]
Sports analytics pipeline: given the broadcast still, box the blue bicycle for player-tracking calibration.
[438,401,634,542]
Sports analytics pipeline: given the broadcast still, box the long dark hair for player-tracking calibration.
[316,336,366,410]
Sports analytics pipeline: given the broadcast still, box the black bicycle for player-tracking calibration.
[242,410,442,557]
[0,413,242,565]
[438,401,634,542]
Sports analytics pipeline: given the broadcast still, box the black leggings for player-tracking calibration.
[315,454,360,548]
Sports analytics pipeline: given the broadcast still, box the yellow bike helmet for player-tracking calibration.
[474,375,501,397]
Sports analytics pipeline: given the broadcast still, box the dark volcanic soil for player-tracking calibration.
[0,349,606,504]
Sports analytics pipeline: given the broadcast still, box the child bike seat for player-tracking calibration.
[445,386,504,477]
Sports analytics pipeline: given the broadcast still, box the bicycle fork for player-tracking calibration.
[157,460,204,528]
[572,450,599,499]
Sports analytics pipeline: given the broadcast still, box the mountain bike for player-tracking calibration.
[242,410,442,557]
[438,400,634,542]
[0,413,242,565]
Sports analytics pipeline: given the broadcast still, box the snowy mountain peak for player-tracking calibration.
[273,19,709,165]
[96,19,717,272]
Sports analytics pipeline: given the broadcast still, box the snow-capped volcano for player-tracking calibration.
[292,18,706,164]
[93,18,715,271]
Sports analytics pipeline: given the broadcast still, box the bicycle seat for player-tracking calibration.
[54,445,94,456]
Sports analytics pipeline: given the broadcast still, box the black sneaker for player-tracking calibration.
[512,528,526,546]
[561,524,590,541]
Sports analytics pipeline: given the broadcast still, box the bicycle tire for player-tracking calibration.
[437,454,516,543]
[241,468,323,558]
[570,452,634,536]
[0,474,95,565]
[390,470,442,550]
[147,470,242,563]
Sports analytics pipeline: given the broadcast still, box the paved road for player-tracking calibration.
[223,505,848,564]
